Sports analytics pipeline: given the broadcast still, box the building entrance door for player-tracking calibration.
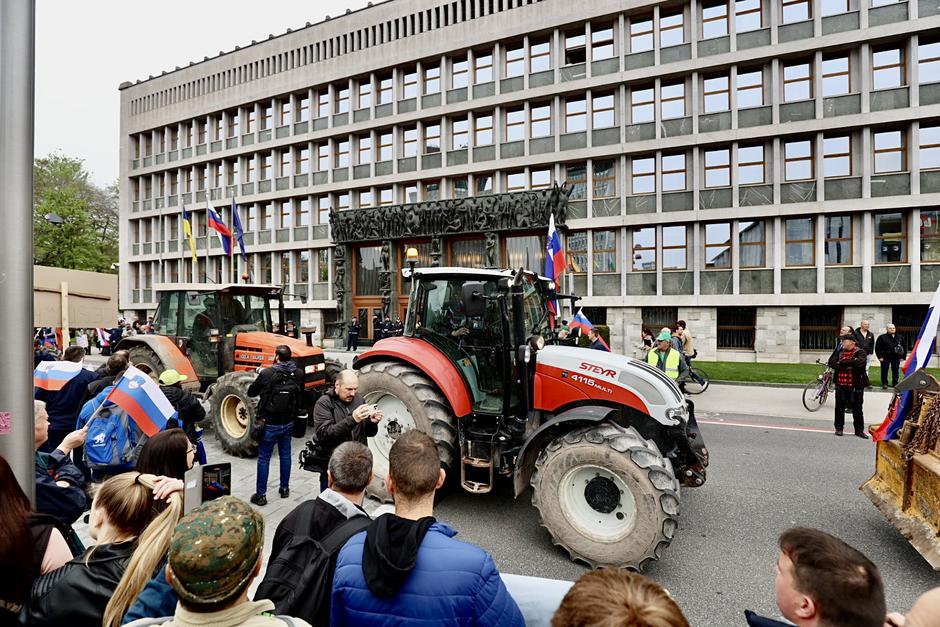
[351,299,384,341]
[353,245,384,342]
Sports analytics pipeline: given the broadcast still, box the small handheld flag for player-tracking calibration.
[181,208,197,262]
[569,308,609,350]
[34,360,84,391]
[207,204,232,256]
[96,328,110,347]
[104,366,176,437]
[230,198,247,260]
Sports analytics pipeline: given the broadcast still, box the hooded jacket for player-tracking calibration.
[161,385,206,442]
[330,514,524,626]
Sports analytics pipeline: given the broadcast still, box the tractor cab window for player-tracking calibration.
[153,291,180,335]
[180,291,220,378]
[217,293,269,334]
[521,276,552,340]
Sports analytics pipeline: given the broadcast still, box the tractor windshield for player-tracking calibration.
[521,276,552,339]
[218,293,270,334]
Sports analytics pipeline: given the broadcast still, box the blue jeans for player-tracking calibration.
[255,422,292,496]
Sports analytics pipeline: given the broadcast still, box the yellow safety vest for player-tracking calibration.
[648,348,681,379]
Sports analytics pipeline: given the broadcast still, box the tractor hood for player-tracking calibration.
[534,345,687,427]
[234,331,320,357]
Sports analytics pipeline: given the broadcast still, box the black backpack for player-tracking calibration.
[256,511,371,626]
[265,369,301,416]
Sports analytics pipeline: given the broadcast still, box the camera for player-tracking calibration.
[299,439,330,474]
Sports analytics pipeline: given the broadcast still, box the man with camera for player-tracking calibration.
[312,370,383,492]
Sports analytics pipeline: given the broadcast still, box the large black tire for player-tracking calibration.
[324,358,344,387]
[209,371,260,457]
[531,423,680,570]
[356,361,457,501]
[127,345,164,380]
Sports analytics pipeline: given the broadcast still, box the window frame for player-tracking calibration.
[703,74,731,113]
[704,222,733,269]
[825,215,853,265]
[629,17,654,53]
[631,86,655,123]
[704,148,732,188]
[660,81,686,119]
[566,231,588,274]
[784,139,815,181]
[632,227,657,271]
[592,229,618,273]
[734,0,762,32]
[659,11,685,48]
[423,123,441,154]
[505,43,525,78]
[873,129,907,173]
[920,125,940,170]
[736,68,764,109]
[565,97,587,133]
[591,24,615,61]
[821,54,851,97]
[822,135,852,178]
[661,153,688,191]
[529,39,552,73]
[738,144,766,185]
[632,156,656,194]
[701,2,730,39]
[423,64,441,95]
[785,217,816,267]
[781,0,812,23]
[783,61,813,101]
[530,103,552,137]
[474,51,494,83]
[592,93,616,128]
[872,46,907,90]
[874,212,908,264]
[662,225,688,270]
[738,221,766,268]
[918,40,940,85]
[474,113,494,146]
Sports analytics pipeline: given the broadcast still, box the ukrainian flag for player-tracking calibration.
[181,207,197,261]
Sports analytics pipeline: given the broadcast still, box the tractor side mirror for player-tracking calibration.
[461,282,487,318]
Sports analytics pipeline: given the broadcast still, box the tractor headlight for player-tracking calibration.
[665,405,688,424]
[304,363,326,374]
[528,334,545,351]
[523,346,532,363]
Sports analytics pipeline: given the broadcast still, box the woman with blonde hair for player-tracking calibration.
[22,472,182,627]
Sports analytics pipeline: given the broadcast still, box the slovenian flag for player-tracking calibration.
[874,281,940,441]
[104,366,176,437]
[207,204,232,256]
[230,198,247,259]
[34,361,84,391]
[570,308,609,350]
[96,328,110,347]
[545,214,566,323]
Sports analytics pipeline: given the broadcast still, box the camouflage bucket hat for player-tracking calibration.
[167,496,264,606]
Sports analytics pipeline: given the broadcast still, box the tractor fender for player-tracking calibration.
[115,335,199,388]
[513,405,620,497]
[353,337,473,418]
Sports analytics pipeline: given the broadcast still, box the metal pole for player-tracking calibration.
[0,0,36,502]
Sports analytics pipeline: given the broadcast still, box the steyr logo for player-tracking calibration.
[579,362,616,378]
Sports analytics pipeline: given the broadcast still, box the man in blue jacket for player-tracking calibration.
[34,399,88,524]
[34,346,99,453]
[330,430,524,626]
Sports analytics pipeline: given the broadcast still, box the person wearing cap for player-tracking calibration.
[159,369,206,450]
[125,496,311,627]
[647,330,689,384]
[827,333,870,438]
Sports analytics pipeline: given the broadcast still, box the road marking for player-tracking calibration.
[698,419,834,434]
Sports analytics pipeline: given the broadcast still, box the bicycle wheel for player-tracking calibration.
[683,368,709,395]
[802,378,825,412]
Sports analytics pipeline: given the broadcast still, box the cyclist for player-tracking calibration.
[676,320,708,392]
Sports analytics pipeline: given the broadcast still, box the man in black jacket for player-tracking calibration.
[34,346,99,453]
[828,334,870,438]
[158,369,206,445]
[874,323,905,389]
[346,317,361,351]
[248,345,304,506]
[34,400,88,525]
[313,370,382,493]
[853,320,876,383]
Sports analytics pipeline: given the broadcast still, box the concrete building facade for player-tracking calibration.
[119,0,940,361]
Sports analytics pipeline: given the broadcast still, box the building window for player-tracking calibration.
[718,307,756,350]
[782,0,812,22]
[873,46,906,89]
[334,140,349,169]
[567,231,588,273]
[632,227,656,271]
[921,126,940,170]
[357,81,372,109]
[451,118,469,150]
[822,54,851,97]
[402,127,418,158]
[663,225,688,270]
[296,199,310,227]
[785,139,814,181]
[474,114,494,145]
[660,12,684,47]
[531,103,551,137]
[423,64,441,94]
[705,148,731,187]
[378,187,394,206]
[504,234,546,270]
[800,306,844,350]
[736,69,763,108]
[452,57,469,89]
[593,230,617,273]
[506,107,525,142]
[424,123,441,154]
[422,181,440,201]
[662,153,687,191]
[378,74,393,104]
[197,119,207,143]
[378,131,393,161]
[630,17,654,53]
[505,43,525,78]
[336,193,350,212]
[531,168,552,190]
[297,96,309,123]
[260,204,273,230]
[918,41,940,84]
[642,307,678,332]
[226,112,239,137]
[357,135,372,164]
[821,0,849,16]
[278,100,292,126]
[565,97,587,132]
[506,170,526,192]
[403,184,418,203]
[735,0,762,31]
[786,217,815,266]
[335,87,349,114]
[703,74,730,112]
[279,150,292,177]
[593,160,616,198]
[632,156,656,194]
[567,163,587,200]
[783,61,813,101]
[631,86,655,123]
[738,145,766,184]
[259,155,271,181]
[565,29,586,65]
[921,210,940,262]
[452,178,469,198]
[474,173,493,195]
[874,212,907,263]
[705,223,733,269]
[402,69,418,99]
[591,24,615,61]
[873,129,906,173]
[316,197,330,224]
[702,2,729,39]
[316,91,330,117]
[474,51,493,83]
[530,39,551,72]
[661,82,686,119]
[825,215,852,265]
[739,221,766,267]
[318,249,330,283]
[823,135,852,177]
[592,94,615,128]
[278,200,291,228]
[892,305,928,353]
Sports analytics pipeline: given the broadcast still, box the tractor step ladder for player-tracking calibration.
[460,455,494,493]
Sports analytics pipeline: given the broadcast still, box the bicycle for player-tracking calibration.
[682,366,710,395]
[802,359,834,412]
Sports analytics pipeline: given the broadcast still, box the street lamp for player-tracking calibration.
[405,246,419,293]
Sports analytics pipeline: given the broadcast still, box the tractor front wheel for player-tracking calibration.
[210,372,259,457]
[531,423,680,570]
[127,345,165,380]
[356,361,457,501]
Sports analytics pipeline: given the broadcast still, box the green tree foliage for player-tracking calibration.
[33,153,118,272]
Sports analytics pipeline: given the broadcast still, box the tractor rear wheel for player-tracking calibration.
[531,423,680,570]
[127,345,164,380]
[210,372,259,457]
[356,361,457,501]
[324,358,343,386]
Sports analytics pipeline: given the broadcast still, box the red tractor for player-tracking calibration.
[116,283,338,455]
[354,267,708,568]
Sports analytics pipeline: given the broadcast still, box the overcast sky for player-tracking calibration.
[35,0,372,187]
